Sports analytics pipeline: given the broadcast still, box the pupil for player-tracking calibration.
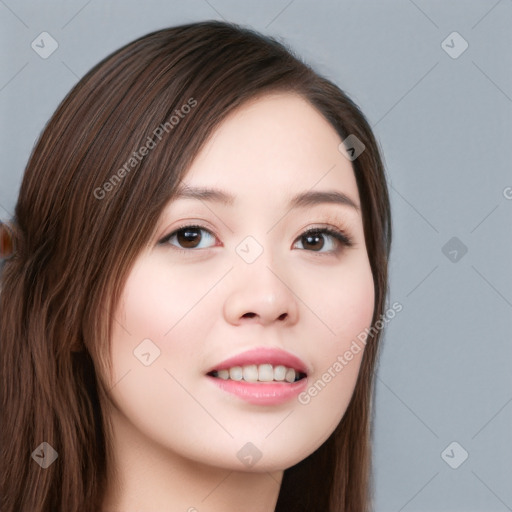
[304,232,323,251]
[178,228,201,248]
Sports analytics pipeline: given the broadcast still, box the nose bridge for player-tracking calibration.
[235,232,285,293]
[231,199,284,265]
[224,231,299,326]
[234,226,290,284]
[235,233,268,266]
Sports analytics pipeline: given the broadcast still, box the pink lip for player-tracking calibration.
[206,347,310,405]
[207,376,309,405]
[207,347,309,375]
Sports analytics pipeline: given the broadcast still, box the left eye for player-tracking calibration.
[162,225,217,250]
[160,225,353,254]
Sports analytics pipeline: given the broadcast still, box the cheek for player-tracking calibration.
[116,258,195,339]
[300,253,375,365]
[102,257,214,449]
[105,254,221,404]
[316,258,374,402]
[329,259,375,350]
[114,255,225,351]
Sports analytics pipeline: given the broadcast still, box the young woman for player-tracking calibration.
[0,20,391,512]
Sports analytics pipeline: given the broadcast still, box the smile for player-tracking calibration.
[208,364,307,383]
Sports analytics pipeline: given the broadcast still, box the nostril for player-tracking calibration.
[242,312,256,318]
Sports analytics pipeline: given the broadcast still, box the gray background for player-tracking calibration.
[1,1,511,510]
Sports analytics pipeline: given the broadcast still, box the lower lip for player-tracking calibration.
[207,375,308,405]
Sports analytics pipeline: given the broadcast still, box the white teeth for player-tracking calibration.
[229,366,243,381]
[217,369,230,380]
[285,368,296,383]
[274,365,286,381]
[242,365,258,382]
[258,364,274,382]
[213,364,302,382]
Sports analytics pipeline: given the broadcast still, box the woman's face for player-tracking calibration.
[103,92,375,472]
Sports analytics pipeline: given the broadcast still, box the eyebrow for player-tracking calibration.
[174,185,360,212]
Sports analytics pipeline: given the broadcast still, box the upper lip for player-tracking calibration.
[207,347,309,375]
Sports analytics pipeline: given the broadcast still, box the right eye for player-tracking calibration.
[159,224,218,252]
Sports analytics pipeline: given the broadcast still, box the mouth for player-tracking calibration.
[207,364,308,383]
[205,347,310,404]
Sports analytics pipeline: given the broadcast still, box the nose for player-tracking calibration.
[223,261,299,327]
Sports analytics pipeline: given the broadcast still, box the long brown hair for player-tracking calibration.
[0,20,391,511]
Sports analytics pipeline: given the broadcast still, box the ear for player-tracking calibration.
[0,221,16,259]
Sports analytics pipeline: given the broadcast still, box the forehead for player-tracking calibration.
[175,92,360,211]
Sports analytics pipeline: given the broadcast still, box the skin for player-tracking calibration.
[100,92,375,512]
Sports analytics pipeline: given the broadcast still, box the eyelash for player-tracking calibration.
[158,222,354,256]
